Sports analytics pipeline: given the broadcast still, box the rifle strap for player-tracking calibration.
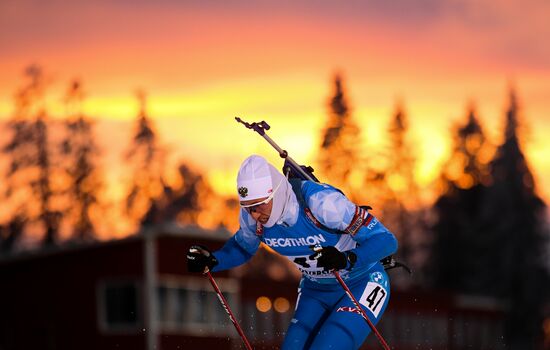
[289,178,341,234]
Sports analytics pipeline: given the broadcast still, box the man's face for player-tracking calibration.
[240,196,273,225]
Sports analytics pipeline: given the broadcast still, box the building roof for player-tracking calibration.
[0,223,232,266]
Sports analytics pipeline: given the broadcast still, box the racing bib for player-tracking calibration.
[358,282,387,318]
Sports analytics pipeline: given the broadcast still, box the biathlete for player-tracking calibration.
[187,155,397,349]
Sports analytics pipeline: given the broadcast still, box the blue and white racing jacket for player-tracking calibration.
[212,180,398,286]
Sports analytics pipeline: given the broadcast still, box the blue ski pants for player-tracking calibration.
[282,263,390,350]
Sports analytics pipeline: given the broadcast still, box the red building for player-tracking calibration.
[0,226,507,349]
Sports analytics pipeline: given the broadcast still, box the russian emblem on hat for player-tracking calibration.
[238,186,248,198]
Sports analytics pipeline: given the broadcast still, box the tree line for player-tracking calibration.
[0,65,225,252]
[318,73,549,349]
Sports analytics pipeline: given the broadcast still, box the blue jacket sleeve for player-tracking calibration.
[211,235,256,272]
[350,217,398,266]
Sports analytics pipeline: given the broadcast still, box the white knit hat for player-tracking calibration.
[237,155,274,201]
[236,155,291,228]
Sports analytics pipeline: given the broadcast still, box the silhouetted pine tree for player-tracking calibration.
[61,80,103,240]
[125,90,167,227]
[34,111,61,246]
[430,105,492,292]
[2,65,61,248]
[479,89,548,349]
[379,102,427,285]
[141,163,213,227]
[0,66,39,251]
[444,105,492,189]
[318,73,361,196]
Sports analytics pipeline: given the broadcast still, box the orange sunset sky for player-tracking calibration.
[1,0,550,221]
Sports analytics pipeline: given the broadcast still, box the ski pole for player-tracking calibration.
[204,269,253,350]
[333,271,391,350]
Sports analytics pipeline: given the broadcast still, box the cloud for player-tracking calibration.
[1,0,549,79]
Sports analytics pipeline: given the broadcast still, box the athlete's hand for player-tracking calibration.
[309,246,347,271]
[187,245,218,273]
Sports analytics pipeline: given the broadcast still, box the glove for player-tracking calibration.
[309,246,356,271]
[187,245,219,273]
